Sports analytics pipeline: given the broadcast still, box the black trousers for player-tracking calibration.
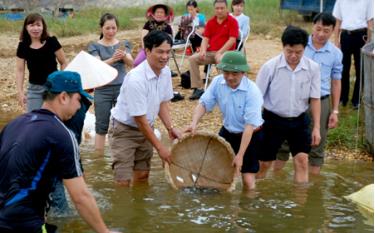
[340,29,367,106]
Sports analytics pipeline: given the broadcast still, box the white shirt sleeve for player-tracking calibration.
[124,75,148,117]
[255,62,272,97]
[162,67,174,102]
[332,0,342,20]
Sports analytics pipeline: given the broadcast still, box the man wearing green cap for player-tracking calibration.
[0,71,118,232]
[185,51,264,190]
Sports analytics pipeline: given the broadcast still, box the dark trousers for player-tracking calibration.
[219,126,261,173]
[190,35,202,52]
[340,29,367,106]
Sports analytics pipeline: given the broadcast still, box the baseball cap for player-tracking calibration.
[45,71,93,101]
[217,51,250,72]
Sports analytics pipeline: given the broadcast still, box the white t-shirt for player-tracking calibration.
[333,0,374,30]
[111,60,173,128]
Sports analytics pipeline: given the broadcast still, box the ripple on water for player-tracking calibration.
[50,139,374,233]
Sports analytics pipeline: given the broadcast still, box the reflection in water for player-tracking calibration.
[0,113,373,233]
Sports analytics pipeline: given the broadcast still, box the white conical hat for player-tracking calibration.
[65,51,118,90]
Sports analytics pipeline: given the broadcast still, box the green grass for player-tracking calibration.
[327,108,359,148]
[246,0,305,36]
[0,0,305,38]
[327,106,371,152]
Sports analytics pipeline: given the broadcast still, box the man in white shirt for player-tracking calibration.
[109,31,182,187]
[256,26,321,183]
[333,0,374,108]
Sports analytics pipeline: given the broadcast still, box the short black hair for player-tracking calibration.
[214,0,227,6]
[152,4,169,15]
[186,0,198,8]
[312,12,336,27]
[143,30,173,51]
[281,25,308,47]
[231,0,245,11]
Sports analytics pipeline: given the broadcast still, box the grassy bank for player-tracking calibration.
[0,0,303,37]
[327,105,372,153]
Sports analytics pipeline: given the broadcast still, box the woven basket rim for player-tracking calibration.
[166,131,236,192]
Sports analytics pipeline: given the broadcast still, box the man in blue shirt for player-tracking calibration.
[0,71,117,233]
[274,13,343,175]
[185,51,263,190]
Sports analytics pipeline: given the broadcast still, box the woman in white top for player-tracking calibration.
[231,0,250,50]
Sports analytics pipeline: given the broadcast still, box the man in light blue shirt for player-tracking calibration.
[275,13,343,175]
[186,51,263,190]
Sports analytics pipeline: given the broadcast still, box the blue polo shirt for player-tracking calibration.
[304,36,343,97]
[0,109,83,232]
[200,74,264,133]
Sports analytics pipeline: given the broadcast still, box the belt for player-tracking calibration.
[112,118,139,130]
[342,28,367,35]
[263,109,306,121]
[320,95,330,100]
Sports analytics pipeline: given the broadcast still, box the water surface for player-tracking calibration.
[0,113,373,233]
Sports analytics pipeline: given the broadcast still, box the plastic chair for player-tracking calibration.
[170,17,197,76]
[171,24,196,75]
[237,25,250,54]
[204,29,250,90]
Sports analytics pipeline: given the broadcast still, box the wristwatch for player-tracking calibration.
[332,110,339,114]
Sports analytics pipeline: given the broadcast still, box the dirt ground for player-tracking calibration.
[0,29,280,111]
[0,29,371,161]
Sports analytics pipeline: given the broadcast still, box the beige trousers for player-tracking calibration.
[188,52,217,89]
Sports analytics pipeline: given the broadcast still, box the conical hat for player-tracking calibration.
[166,132,236,191]
[146,4,174,23]
[65,51,118,90]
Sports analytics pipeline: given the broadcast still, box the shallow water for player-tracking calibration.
[0,114,373,233]
[49,142,373,233]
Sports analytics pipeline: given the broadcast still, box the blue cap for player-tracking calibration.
[45,71,92,101]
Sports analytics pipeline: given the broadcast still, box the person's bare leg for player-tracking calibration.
[115,179,131,187]
[256,161,272,179]
[273,160,287,171]
[242,173,256,190]
[133,170,150,183]
[95,134,106,154]
[309,165,321,175]
[293,153,309,183]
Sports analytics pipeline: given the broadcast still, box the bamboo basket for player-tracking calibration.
[165,132,236,191]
